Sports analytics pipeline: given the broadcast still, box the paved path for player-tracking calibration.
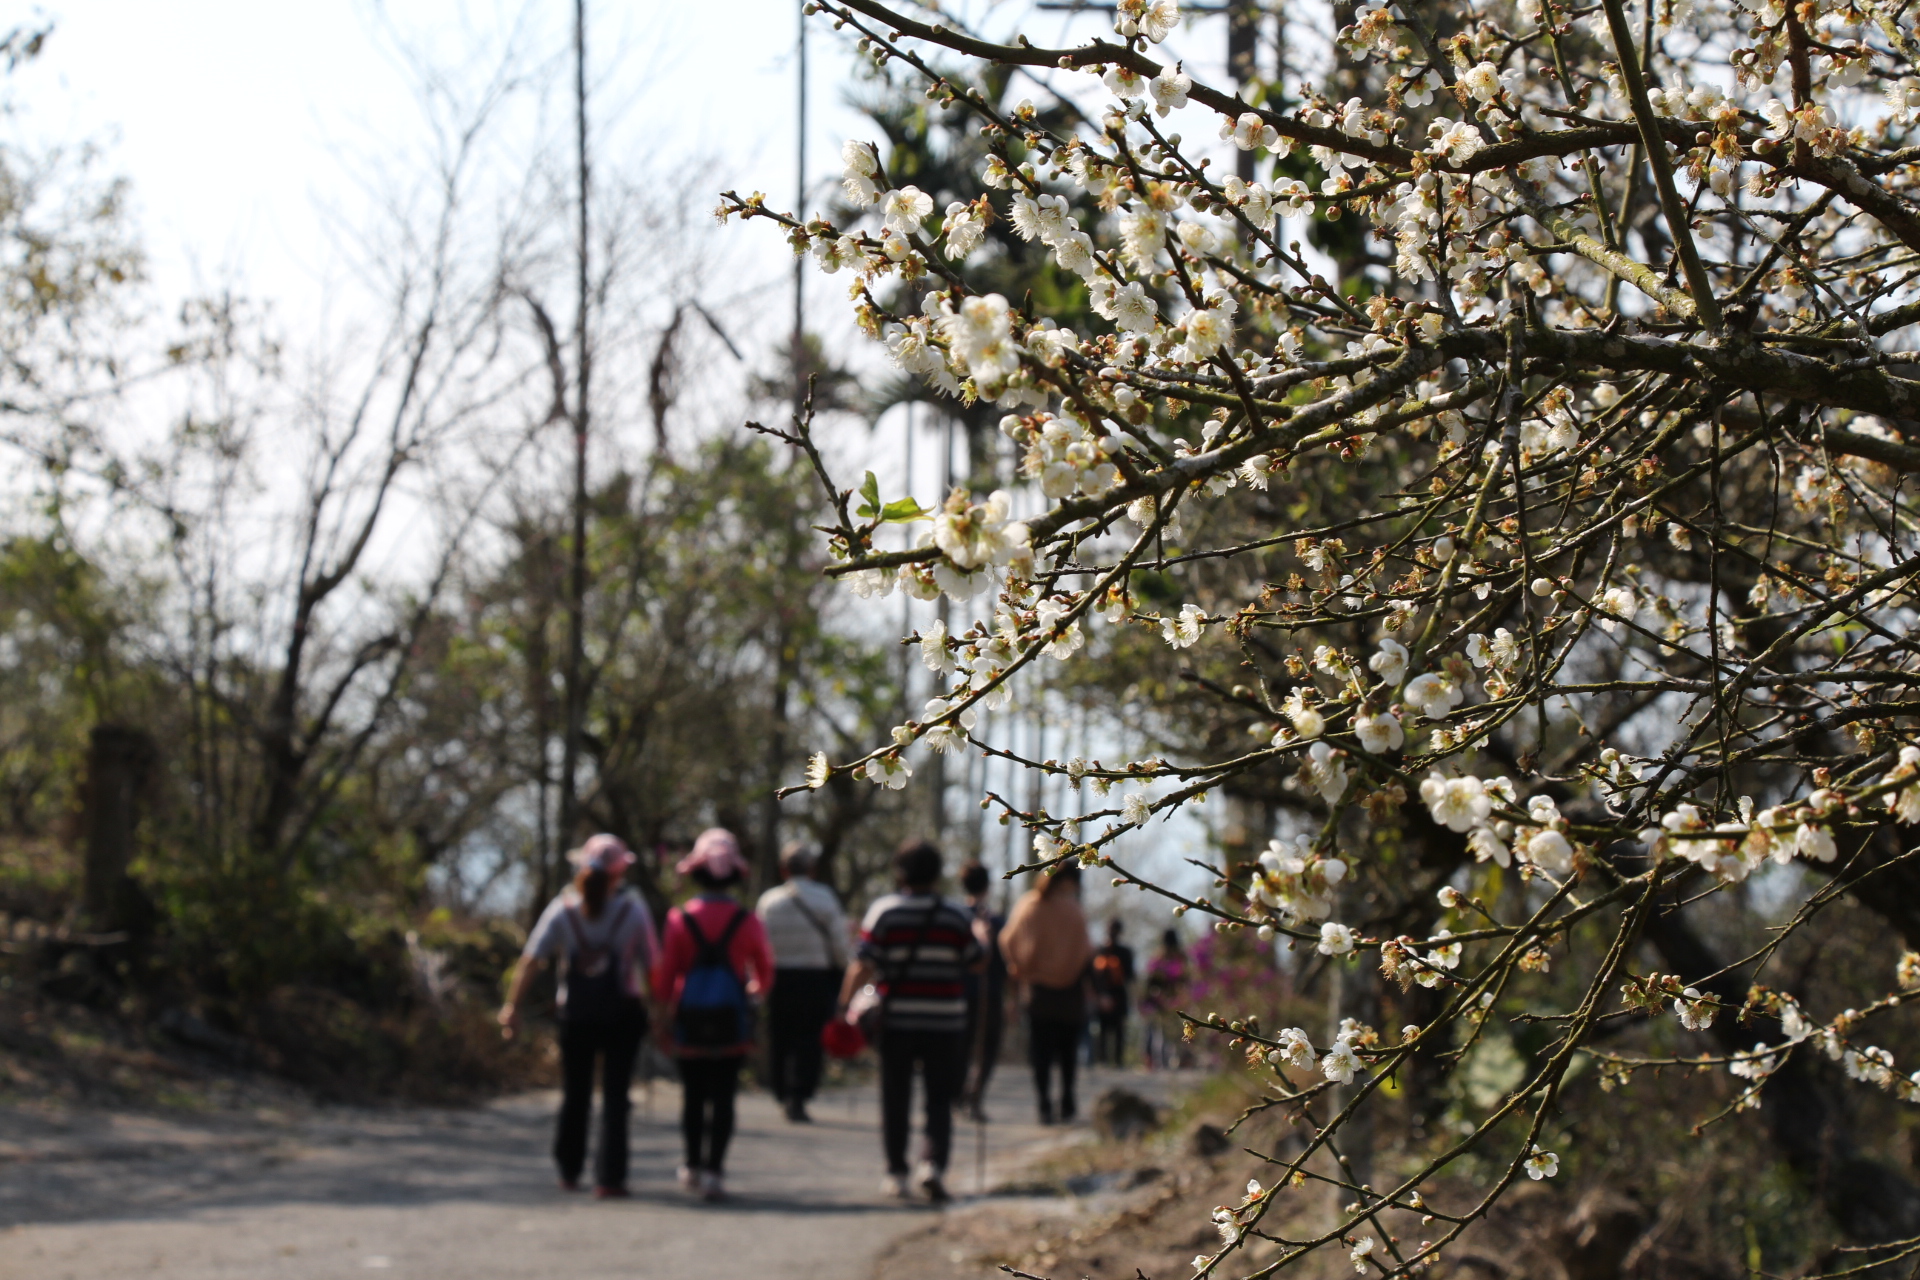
[0,1062,1100,1280]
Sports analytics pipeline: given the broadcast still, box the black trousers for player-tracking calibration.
[879,1027,966,1176]
[767,967,840,1103]
[679,1055,745,1173]
[1095,1009,1128,1066]
[1028,1015,1081,1119]
[555,1007,646,1189]
[963,985,1005,1104]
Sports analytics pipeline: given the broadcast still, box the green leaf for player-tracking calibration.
[855,470,882,519]
[879,497,929,523]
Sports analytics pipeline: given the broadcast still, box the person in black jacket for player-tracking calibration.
[958,860,1006,1123]
[1090,919,1137,1067]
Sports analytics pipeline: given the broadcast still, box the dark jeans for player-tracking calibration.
[556,1006,646,1189]
[768,967,840,1103]
[879,1027,966,1176]
[679,1055,744,1173]
[1029,1015,1081,1120]
[1095,1010,1128,1066]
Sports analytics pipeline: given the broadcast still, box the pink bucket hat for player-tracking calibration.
[568,833,635,877]
[676,828,749,881]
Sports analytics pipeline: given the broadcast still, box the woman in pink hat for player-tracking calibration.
[651,827,773,1202]
[499,833,657,1198]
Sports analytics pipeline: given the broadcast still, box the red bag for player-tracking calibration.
[820,1015,867,1060]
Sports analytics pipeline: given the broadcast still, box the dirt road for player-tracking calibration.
[0,1067,1073,1280]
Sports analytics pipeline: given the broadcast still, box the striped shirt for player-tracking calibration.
[858,892,981,1034]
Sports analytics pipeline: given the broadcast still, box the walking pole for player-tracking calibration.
[976,1115,986,1194]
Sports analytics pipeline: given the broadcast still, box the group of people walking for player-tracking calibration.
[497,827,1160,1205]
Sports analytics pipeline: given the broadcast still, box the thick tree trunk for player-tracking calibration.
[82,724,157,933]
[1644,895,1920,1243]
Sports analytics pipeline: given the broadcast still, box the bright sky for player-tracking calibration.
[5,1,864,329]
[4,1,1261,334]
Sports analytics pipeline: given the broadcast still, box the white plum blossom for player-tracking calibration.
[1428,117,1483,163]
[1162,603,1206,648]
[931,485,1030,571]
[1183,307,1234,362]
[1461,61,1504,102]
[1674,987,1716,1031]
[881,185,932,236]
[1306,742,1350,805]
[919,696,977,752]
[806,752,830,789]
[941,202,984,259]
[1369,638,1409,685]
[1149,67,1191,115]
[1318,921,1357,955]
[1599,586,1638,633]
[1355,710,1404,753]
[1421,772,1491,832]
[1222,112,1279,151]
[1349,1237,1377,1273]
[1322,1037,1363,1083]
[1796,823,1838,862]
[1470,826,1511,867]
[1114,0,1179,42]
[1123,790,1153,827]
[1103,66,1147,99]
[1249,837,1347,922]
[1730,1043,1780,1084]
[1092,279,1160,333]
[920,619,953,672]
[868,754,912,790]
[1284,688,1325,739]
[1524,829,1574,874]
[1274,1026,1315,1069]
[840,139,880,205]
[1524,1147,1559,1179]
[1845,1045,1896,1086]
[1404,671,1464,720]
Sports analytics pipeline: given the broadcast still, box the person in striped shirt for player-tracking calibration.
[839,839,983,1202]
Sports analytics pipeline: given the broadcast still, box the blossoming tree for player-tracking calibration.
[725,0,1920,1270]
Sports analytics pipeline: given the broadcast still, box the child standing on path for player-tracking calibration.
[499,834,657,1198]
[652,829,774,1203]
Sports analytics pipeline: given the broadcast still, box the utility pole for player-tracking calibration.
[556,0,591,871]
[757,0,810,883]
[792,0,808,412]
[1228,0,1259,180]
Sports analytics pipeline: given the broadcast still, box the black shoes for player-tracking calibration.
[785,1099,812,1123]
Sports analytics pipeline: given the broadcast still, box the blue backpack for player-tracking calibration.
[673,907,751,1050]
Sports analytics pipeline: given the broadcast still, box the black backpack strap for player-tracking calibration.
[711,907,747,959]
[682,905,745,967]
[681,907,708,955]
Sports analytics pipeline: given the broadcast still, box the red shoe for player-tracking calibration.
[558,1178,580,1192]
[593,1185,629,1200]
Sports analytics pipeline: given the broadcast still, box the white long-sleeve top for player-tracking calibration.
[755,877,850,970]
